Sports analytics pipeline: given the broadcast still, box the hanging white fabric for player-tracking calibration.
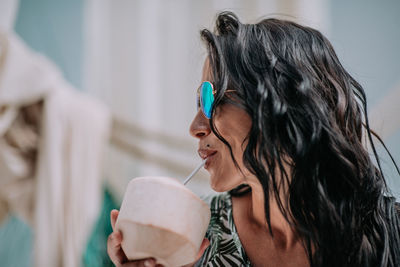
[0,30,111,267]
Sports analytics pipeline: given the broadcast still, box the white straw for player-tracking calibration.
[183,159,206,185]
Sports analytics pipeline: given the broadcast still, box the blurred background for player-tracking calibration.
[0,0,399,266]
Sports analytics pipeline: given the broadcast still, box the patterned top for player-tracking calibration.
[195,193,252,266]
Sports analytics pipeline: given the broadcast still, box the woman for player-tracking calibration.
[107,12,400,267]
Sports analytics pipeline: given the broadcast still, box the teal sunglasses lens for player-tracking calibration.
[200,81,214,119]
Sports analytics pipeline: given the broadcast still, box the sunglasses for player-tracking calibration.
[196,81,235,119]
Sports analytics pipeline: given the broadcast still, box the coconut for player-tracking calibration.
[116,176,211,267]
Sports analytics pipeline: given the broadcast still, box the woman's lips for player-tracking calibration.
[204,152,217,169]
[198,149,217,169]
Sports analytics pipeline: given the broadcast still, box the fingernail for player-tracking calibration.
[144,260,151,267]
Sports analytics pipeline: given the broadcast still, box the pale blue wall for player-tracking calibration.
[328,0,400,198]
[14,0,84,88]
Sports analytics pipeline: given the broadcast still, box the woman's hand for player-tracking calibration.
[107,209,157,267]
[107,209,209,267]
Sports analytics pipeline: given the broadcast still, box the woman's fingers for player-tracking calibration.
[111,209,119,231]
[196,238,210,260]
[108,209,126,266]
[182,238,210,267]
[107,231,128,266]
[108,210,159,267]
[120,258,156,267]
[107,231,157,267]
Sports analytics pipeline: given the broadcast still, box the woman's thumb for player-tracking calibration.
[196,238,210,260]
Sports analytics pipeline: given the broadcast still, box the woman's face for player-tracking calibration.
[189,60,252,192]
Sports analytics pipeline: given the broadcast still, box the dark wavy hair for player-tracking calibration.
[201,12,400,267]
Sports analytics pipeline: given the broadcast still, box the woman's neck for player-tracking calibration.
[243,178,299,251]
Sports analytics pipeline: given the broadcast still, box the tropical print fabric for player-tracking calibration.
[195,193,251,266]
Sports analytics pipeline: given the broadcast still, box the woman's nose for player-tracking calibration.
[189,110,211,139]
